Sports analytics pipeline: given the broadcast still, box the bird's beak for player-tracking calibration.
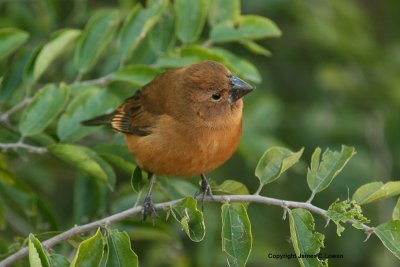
[228,75,254,103]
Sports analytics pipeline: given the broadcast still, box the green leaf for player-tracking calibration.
[71,228,105,267]
[221,203,252,267]
[118,0,168,64]
[0,28,29,62]
[393,197,400,221]
[307,145,356,196]
[210,47,262,83]
[255,146,304,185]
[208,0,240,26]
[19,84,70,137]
[156,44,260,84]
[0,167,36,219]
[211,180,249,195]
[288,208,327,267]
[28,234,50,267]
[0,200,5,230]
[74,176,107,224]
[158,45,261,83]
[171,197,205,242]
[239,40,271,57]
[105,229,138,267]
[131,166,146,193]
[148,12,175,54]
[352,181,400,205]
[326,199,369,236]
[0,48,32,103]
[174,0,209,43]
[94,144,136,174]
[74,10,120,74]
[30,29,80,83]
[112,65,162,87]
[57,86,120,142]
[117,227,173,242]
[23,45,42,86]
[49,254,70,267]
[48,144,116,190]
[374,220,400,260]
[160,178,198,199]
[155,45,226,68]
[210,15,281,43]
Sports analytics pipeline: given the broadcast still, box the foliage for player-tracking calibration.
[288,208,327,267]
[1,0,400,267]
[326,199,369,236]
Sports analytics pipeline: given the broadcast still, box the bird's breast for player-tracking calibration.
[124,115,242,177]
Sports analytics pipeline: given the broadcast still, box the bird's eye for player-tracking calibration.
[211,93,222,101]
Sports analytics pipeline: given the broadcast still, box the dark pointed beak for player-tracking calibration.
[228,75,254,103]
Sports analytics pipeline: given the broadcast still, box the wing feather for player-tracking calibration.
[111,90,159,136]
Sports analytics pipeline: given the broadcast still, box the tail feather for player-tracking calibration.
[81,113,115,126]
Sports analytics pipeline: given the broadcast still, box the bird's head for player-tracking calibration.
[173,61,254,127]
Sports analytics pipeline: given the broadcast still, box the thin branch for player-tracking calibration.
[77,73,114,86]
[0,194,373,266]
[202,39,212,47]
[0,98,32,124]
[73,70,84,84]
[0,142,48,154]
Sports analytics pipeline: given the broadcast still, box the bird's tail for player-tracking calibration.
[81,113,115,126]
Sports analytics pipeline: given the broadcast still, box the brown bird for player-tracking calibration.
[82,60,254,219]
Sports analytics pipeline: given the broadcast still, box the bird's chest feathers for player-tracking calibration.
[191,127,238,155]
[165,121,242,174]
[126,115,242,177]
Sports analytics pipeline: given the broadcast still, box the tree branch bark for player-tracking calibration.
[0,98,32,124]
[0,142,48,154]
[0,194,373,267]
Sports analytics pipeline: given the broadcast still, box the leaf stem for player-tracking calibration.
[0,194,373,266]
[306,191,316,203]
[253,183,264,195]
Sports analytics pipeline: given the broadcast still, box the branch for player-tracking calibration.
[73,73,114,87]
[0,142,48,154]
[0,72,112,125]
[0,98,32,124]
[0,194,373,266]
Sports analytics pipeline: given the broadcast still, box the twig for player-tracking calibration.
[0,194,373,266]
[0,98,32,124]
[0,142,47,154]
[77,73,114,86]
[202,39,212,47]
[73,70,84,84]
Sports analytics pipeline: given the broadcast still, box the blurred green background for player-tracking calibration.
[1,0,399,266]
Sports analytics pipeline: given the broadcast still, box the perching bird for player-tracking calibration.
[82,60,254,219]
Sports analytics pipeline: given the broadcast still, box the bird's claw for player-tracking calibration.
[142,195,157,221]
[194,175,213,211]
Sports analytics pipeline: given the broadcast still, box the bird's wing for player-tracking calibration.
[111,89,161,136]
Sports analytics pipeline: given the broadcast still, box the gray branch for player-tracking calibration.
[0,98,32,123]
[0,194,373,266]
[0,142,48,154]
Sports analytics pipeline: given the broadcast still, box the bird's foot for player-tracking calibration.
[194,174,213,211]
[142,195,157,221]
